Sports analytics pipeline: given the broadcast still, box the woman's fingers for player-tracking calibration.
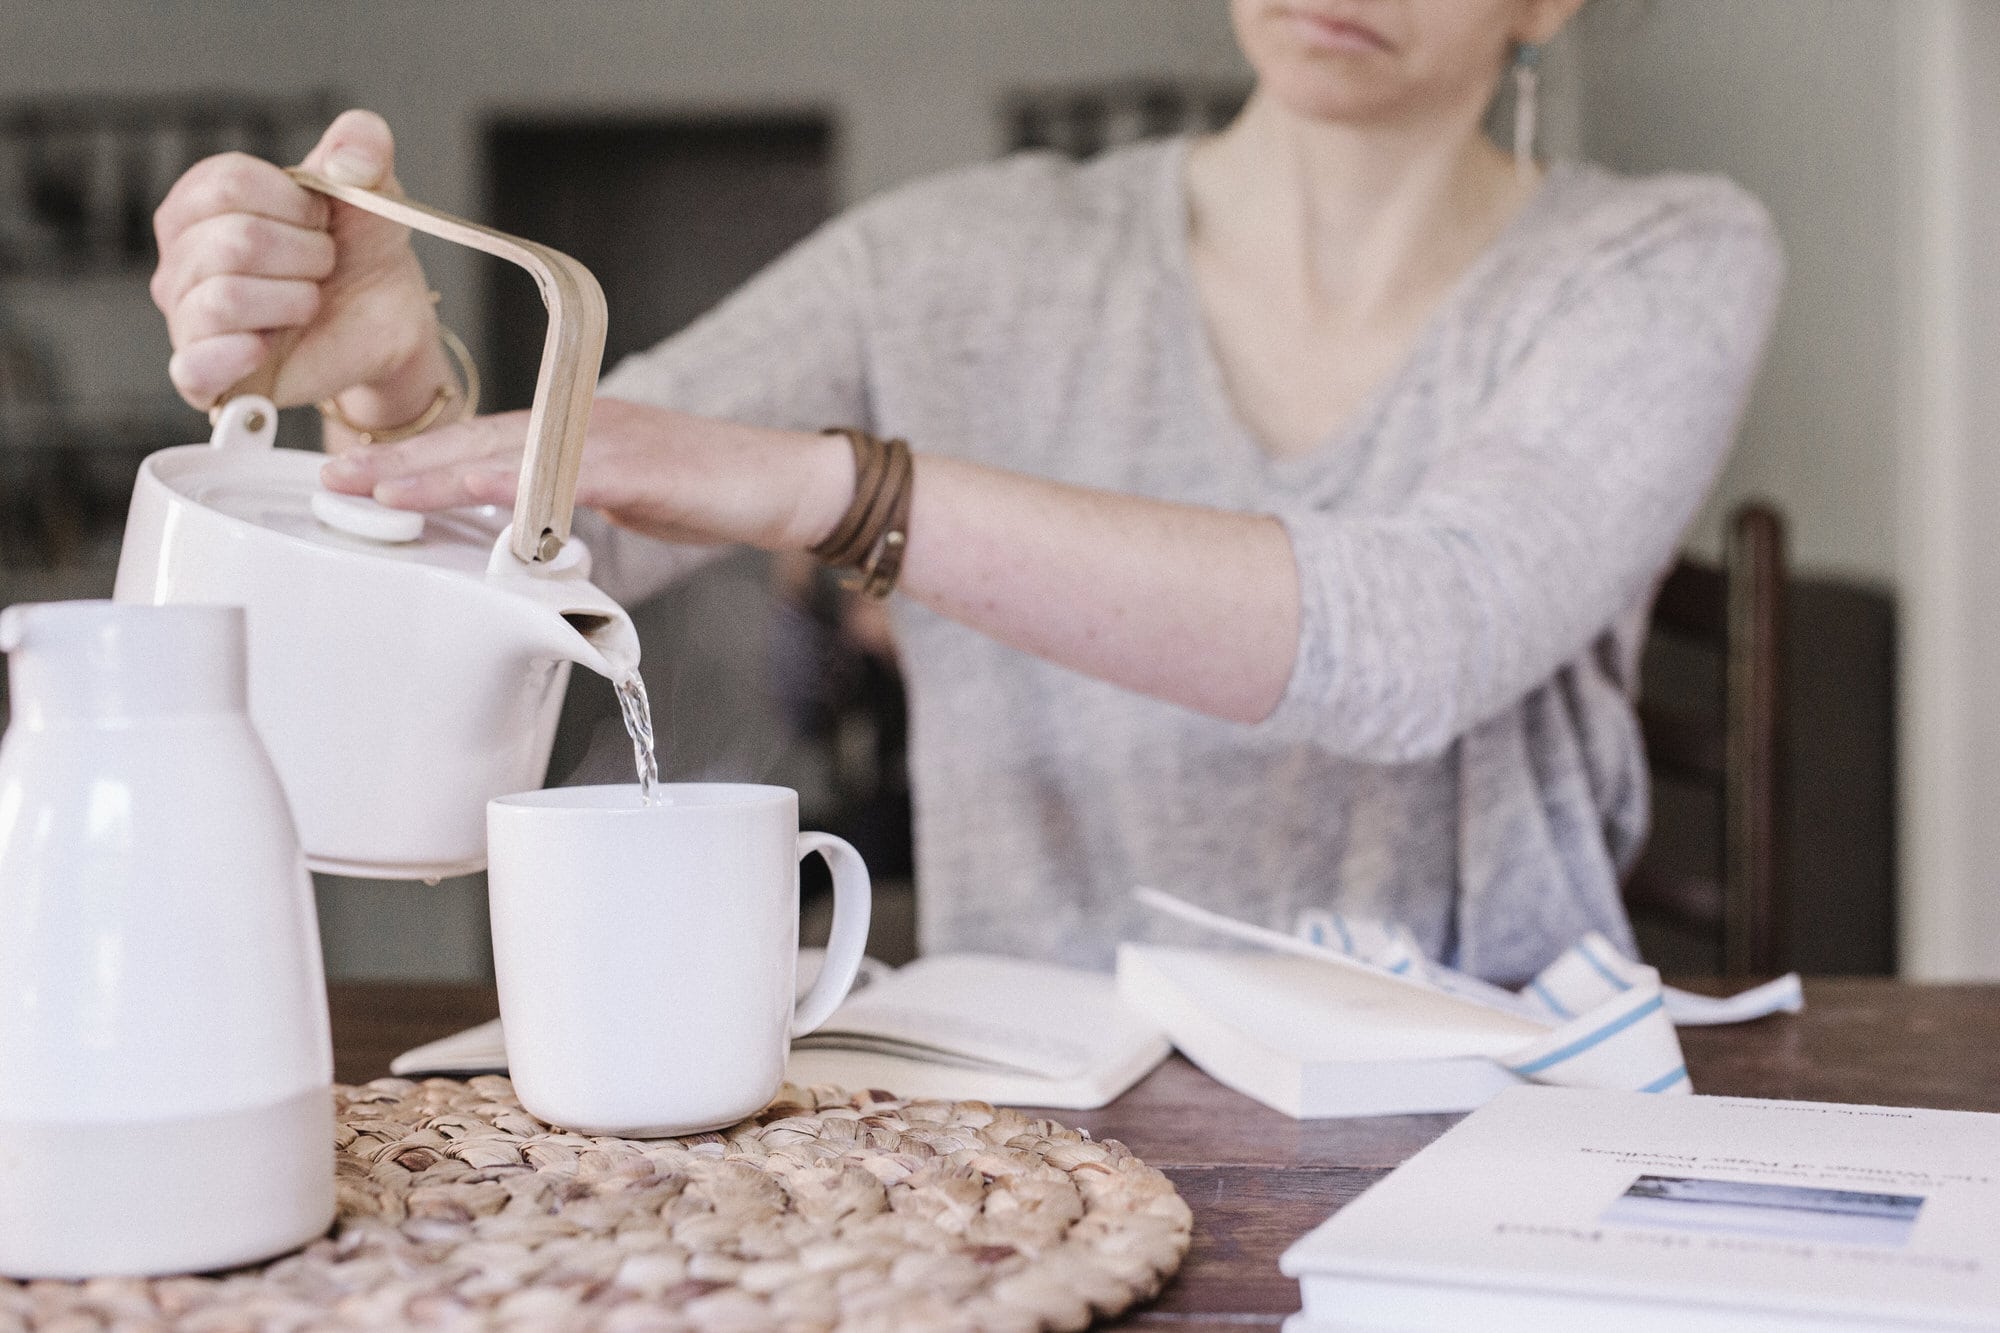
[160,266,321,410]
[166,273,321,348]
[167,332,271,408]
[371,463,519,511]
[153,152,326,254]
[341,410,528,479]
[151,212,336,317]
[319,411,529,501]
[299,109,399,191]
[296,111,419,272]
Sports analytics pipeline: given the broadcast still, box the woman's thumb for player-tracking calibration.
[303,109,398,190]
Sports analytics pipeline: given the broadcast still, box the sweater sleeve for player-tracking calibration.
[576,213,876,607]
[1258,193,1784,763]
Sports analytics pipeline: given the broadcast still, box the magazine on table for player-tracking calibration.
[1281,1085,2000,1332]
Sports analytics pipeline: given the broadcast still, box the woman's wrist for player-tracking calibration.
[785,428,859,552]
[326,326,454,441]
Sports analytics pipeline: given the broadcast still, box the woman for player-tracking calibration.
[149,0,1781,983]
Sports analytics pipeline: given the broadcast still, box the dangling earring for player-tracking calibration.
[1512,42,1542,184]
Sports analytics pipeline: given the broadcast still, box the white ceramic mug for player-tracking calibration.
[487,783,870,1136]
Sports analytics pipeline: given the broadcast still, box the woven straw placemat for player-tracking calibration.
[0,1077,1192,1331]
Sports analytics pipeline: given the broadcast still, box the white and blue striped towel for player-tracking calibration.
[1138,887,1802,1098]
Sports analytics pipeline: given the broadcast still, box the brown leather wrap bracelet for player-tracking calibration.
[811,428,913,598]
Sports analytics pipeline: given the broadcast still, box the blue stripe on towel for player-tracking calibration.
[1530,979,1573,1019]
[1511,995,1665,1076]
[1577,940,1633,992]
[1640,1065,1690,1093]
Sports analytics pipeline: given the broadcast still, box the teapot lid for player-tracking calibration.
[152,397,521,577]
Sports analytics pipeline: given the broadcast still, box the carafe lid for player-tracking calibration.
[1,601,250,722]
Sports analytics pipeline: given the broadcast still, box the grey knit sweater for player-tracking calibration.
[585,138,1783,984]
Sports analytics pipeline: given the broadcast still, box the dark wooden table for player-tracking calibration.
[329,979,2000,1332]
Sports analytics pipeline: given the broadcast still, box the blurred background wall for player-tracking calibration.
[1568,0,2000,980]
[2,1,1986,977]
[1571,2,1905,976]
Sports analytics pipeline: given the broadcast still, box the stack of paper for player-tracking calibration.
[1282,1086,2000,1331]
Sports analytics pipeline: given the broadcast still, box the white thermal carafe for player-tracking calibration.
[0,602,333,1276]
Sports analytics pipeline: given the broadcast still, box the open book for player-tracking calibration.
[786,953,1169,1108]
[393,951,1169,1111]
[1282,1086,2000,1331]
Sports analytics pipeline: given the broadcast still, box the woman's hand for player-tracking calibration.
[150,109,449,434]
[319,398,857,553]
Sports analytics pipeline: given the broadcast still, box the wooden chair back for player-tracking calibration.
[1626,502,1788,974]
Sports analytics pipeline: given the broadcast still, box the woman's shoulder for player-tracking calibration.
[1461,162,1785,345]
[1530,162,1782,275]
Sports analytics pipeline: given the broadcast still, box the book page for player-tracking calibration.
[795,954,1165,1083]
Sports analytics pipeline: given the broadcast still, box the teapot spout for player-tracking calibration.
[484,527,641,681]
[554,605,642,680]
[496,579,640,681]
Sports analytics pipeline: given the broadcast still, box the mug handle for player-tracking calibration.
[792,831,872,1036]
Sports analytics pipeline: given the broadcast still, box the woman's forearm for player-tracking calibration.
[563,411,1307,723]
[322,405,1302,723]
[897,454,1300,724]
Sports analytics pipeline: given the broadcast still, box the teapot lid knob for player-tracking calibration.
[310,491,425,544]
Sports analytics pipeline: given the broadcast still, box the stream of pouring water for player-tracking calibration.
[615,670,662,805]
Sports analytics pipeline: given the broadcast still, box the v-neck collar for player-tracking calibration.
[1152,136,1573,486]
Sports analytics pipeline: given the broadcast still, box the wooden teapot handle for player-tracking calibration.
[225,168,608,567]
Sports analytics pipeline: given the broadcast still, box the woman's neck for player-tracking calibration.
[1186,88,1536,320]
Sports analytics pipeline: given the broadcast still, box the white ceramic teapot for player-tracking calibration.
[114,171,640,880]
